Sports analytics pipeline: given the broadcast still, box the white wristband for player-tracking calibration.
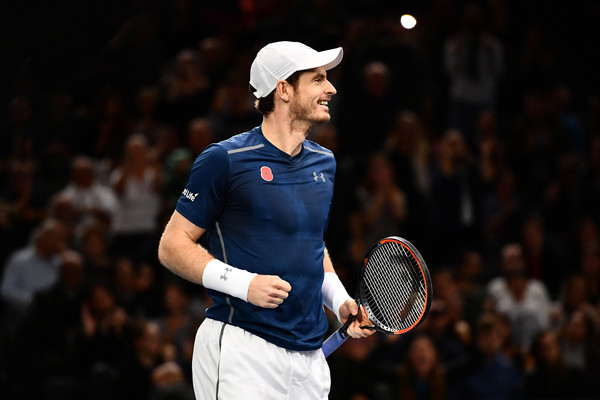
[202,259,257,302]
[322,272,352,323]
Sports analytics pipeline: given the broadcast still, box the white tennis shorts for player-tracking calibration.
[192,318,330,400]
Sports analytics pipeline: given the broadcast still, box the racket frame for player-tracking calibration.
[321,236,432,357]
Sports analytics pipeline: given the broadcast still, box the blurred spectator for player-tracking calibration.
[520,213,568,298]
[543,153,586,239]
[554,274,599,334]
[13,250,86,398]
[451,312,521,400]
[71,279,129,398]
[430,129,483,265]
[104,6,163,94]
[579,242,600,303]
[507,89,572,209]
[118,319,168,400]
[419,299,470,376]
[80,220,114,281]
[157,49,213,136]
[431,269,467,333]
[486,243,553,354]
[383,111,433,247]
[154,280,203,370]
[110,134,163,262]
[396,334,447,400]
[185,117,216,157]
[480,168,523,250]
[149,361,195,400]
[210,69,261,140]
[454,250,487,325]
[47,192,80,247]
[1,218,67,323]
[132,86,171,145]
[113,257,143,316]
[0,96,38,167]
[40,89,86,161]
[0,161,48,267]
[328,333,383,400]
[58,155,119,234]
[349,153,407,266]
[549,83,585,155]
[341,60,397,155]
[522,330,591,399]
[559,309,600,381]
[476,110,506,187]
[443,2,504,148]
[90,90,133,163]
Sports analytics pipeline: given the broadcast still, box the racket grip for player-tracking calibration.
[322,329,349,358]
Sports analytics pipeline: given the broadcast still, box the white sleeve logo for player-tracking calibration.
[182,188,199,202]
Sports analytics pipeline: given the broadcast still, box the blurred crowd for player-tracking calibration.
[2,1,600,399]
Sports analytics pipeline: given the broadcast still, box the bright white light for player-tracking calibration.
[400,14,417,30]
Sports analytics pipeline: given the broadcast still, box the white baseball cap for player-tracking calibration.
[249,41,343,98]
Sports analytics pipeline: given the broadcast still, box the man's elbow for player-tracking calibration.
[157,235,172,268]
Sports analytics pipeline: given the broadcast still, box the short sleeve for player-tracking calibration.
[175,144,229,229]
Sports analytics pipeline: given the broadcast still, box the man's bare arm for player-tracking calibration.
[158,210,291,308]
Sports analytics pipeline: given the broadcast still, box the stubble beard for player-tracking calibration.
[289,97,330,134]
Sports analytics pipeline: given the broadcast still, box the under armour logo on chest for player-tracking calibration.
[220,267,232,281]
[313,172,326,182]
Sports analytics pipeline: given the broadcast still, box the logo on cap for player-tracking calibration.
[260,166,274,182]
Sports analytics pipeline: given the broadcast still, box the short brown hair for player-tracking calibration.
[250,70,303,116]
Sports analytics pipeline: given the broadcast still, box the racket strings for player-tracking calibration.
[361,242,427,332]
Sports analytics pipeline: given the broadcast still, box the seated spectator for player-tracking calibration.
[396,334,447,400]
[110,134,163,262]
[71,279,129,398]
[559,309,600,384]
[520,213,569,300]
[455,250,488,326]
[157,49,213,135]
[47,192,79,247]
[14,250,86,398]
[349,153,407,266]
[554,274,599,334]
[522,330,591,399]
[0,160,48,266]
[58,155,119,232]
[1,218,67,321]
[149,361,195,400]
[154,279,203,370]
[118,319,168,400]
[487,244,554,355]
[79,220,114,281]
[430,129,484,265]
[418,299,471,376]
[451,312,521,399]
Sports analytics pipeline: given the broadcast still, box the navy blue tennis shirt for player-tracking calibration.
[176,125,336,351]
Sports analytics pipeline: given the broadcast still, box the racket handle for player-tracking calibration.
[322,328,349,358]
[321,314,355,358]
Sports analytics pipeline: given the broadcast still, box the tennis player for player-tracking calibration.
[158,41,374,399]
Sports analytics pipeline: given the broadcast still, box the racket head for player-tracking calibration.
[357,236,433,335]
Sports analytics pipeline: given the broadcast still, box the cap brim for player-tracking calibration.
[297,47,344,72]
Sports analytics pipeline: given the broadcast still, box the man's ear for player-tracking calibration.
[275,80,291,103]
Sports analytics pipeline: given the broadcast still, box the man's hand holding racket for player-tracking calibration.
[339,299,375,339]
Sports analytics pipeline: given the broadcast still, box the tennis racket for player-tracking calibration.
[322,236,433,358]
